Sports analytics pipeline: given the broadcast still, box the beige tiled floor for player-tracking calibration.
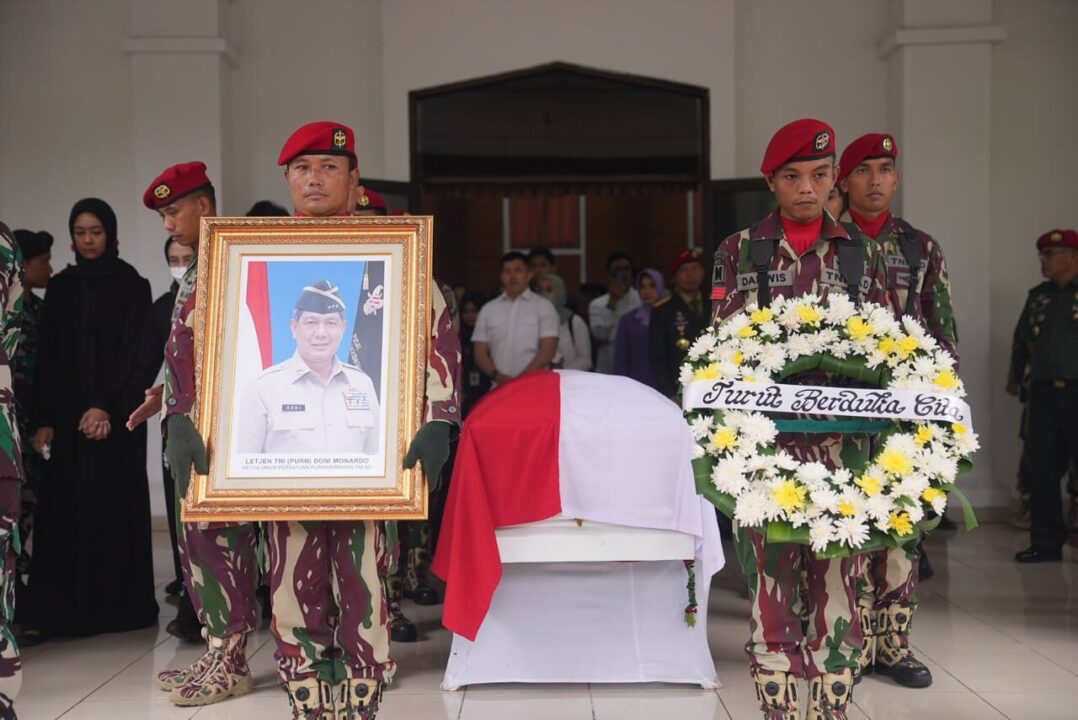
[18,523,1078,719]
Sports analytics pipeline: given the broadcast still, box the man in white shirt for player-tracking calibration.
[473,251,559,385]
[588,251,640,373]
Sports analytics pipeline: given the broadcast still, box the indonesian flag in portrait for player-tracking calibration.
[236,260,274,379]
[432,370,724,641]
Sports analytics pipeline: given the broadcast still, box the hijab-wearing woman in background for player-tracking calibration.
[28,198,158,638]
[459,289,493,418]
[539,273,592,371]
[614,269,665,390]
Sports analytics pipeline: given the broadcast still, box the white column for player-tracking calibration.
[880,0,1006,510]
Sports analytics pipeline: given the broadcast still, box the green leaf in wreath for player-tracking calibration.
[939,483,979,531]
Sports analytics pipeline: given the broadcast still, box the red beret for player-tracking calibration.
[761,118,836,175]
[278,121,357,166]
[838,133,898,182]
[357,188,386,210]
[668,248,703,277]
[1037,229,1078,251]
[143,161,213,210]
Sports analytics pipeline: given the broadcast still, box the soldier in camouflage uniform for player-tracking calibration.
[271,122,460,719]
[9,230,49,638]
[712,119,890,720]
[837,133,956,689]
[127,162,259,707]
[0,222,24,720]
[1012,229,1078,564]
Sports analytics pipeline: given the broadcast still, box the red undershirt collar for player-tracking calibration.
[849,209,892,240]
[779,213,825,256]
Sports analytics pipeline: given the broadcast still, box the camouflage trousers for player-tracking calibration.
[267,520,395,686]
[736,526,862,678]
[387,521,431,612]
[0,517,20,713]
[856,542,919,609]
[177,485,259,637]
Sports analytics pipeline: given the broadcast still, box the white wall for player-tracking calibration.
[735,0,890,175]
[988,0,1078,510]
[380,0,738,180]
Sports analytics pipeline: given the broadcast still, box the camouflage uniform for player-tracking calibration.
[268,281,460,717]
[841,212,956,685]
[0,223,23,718]
[156,260,259,705]
[712,210,888,718]
[11,293,40,608]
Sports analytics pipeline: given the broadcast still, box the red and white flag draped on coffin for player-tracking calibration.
[433,370,725,641]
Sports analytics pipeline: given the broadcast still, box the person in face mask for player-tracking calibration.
[132,237,197,626]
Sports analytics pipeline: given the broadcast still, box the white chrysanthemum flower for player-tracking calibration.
[688,415,715,441]
[687,333,717,360]
[928,490,947,515]
[906,503,925,524]
[691,443,705,460]
[810,486,841,511]
[738,413,779,448]
[921,452,957,481]
[955,431,980,456]
[756,344,788,374]
[825,294,858,324]
[809,517,836,552]
[773,451,800,471]
[864,493,895,523]
[733,488,770,527]
[788,510,811,528]
[886,433,921,458]
[678,363,695,386]
[712,454,749,495]
[724,313,753,338]
[901,315,929,340]
[864,350,887,369]
[797,462,831,485]
[758,320,782,338]
[832,468,853,487]
[834,517,871,548]
[787,334,816,359]
[894,473,930,500]
[738,338,764,361]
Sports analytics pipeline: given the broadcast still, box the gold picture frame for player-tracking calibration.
[182,216,432,522]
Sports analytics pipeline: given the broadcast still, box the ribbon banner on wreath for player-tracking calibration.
[680,294,980,559]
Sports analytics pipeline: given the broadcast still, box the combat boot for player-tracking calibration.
[874,603,932,688]
[155,628,217,691]
[751,668,799,720]
[331,678,382,719]
[806,669,854,720]
[854,601,875,684]
[386,575,417,642]
[284,678,334,719]
[169,632,254,706]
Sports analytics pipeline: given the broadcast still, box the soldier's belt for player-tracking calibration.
[683,379,974,431]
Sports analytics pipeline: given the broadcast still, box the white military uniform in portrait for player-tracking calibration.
[237,353,380,454]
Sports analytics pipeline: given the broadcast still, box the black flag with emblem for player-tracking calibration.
[348,261,385,401]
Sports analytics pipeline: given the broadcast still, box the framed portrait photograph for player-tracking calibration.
[183,216,432,522]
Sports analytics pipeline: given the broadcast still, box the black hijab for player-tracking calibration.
[67,197,124,275]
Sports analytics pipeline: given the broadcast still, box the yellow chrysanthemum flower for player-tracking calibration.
[750,307,773,324]
[952,423,968,437]
[922,487,946,504]
[738,325,758,338]
[915,426,934,446]
[879,337,897,355]
[878,448,913,476]
[733,351,744,366]
[771,480,808,514]
[846,317,875,340]
[889,511,914,536]
[711,427,738,452]
[855,472,883,496]
[797,305,822,326]
[934,370,958,390]
[837,500,857,517]
[693,363,722,381]
[896,335,920,359]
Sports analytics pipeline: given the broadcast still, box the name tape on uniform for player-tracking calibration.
[736,270,793,290]
[683,379,974,430]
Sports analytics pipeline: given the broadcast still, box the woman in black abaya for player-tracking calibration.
[27,198,158,637]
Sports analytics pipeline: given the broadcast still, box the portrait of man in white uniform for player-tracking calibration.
[236,280,380,455]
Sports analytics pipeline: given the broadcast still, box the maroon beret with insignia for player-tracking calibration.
[1037,228,1078,251]
[278,121,357,167]
[838,133,899,182]
[760,118,836,175]
[143,161,213,210]
[668,248,703,278]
